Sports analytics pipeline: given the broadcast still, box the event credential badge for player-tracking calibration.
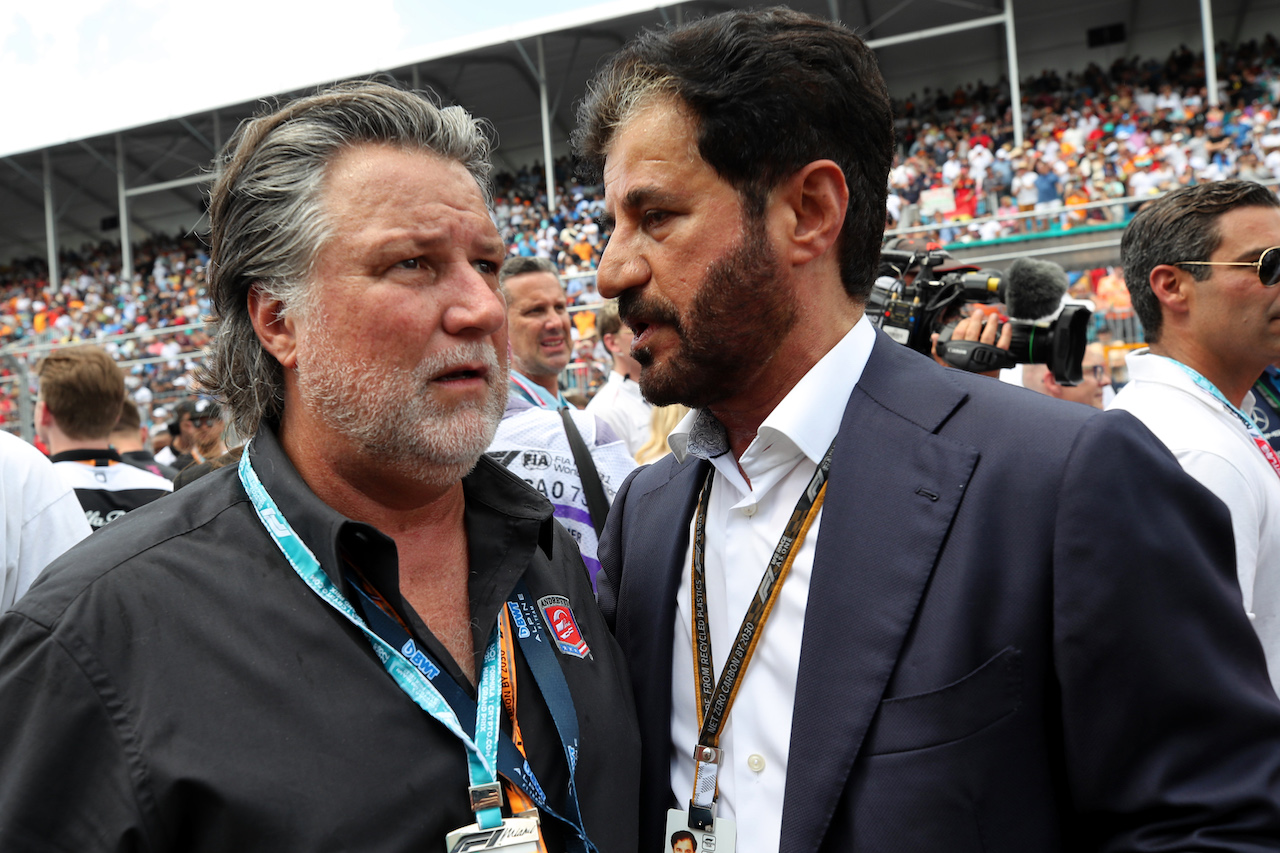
[537,595,591,659]
[446,816,540,853]
[664,808,736,853]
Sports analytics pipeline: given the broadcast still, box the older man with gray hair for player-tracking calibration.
[0,81,639,853]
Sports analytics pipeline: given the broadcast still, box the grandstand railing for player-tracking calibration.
[885,179,1280,251]
[0,322,210,441]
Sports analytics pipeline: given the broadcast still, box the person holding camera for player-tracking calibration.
[577,8,1280,852]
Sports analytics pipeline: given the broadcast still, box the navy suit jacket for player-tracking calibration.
[598,331,1280,853]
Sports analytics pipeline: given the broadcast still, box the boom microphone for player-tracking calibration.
[1004,257,1069,320]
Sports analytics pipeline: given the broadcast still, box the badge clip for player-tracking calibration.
[469,781,504,813]
[688,801,716,831]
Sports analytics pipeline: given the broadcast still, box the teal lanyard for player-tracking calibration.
[1155,354,1280,480]
[237,443,505,830]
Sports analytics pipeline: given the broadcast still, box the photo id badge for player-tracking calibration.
[663,808,736,853]
[446,816,540,853]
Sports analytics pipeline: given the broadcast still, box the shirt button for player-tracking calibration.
[747,754,766,772]
[742,504,758,517]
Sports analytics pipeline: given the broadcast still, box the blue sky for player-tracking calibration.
[0,0,612,157]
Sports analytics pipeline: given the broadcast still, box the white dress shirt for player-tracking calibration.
[667,317,875,853]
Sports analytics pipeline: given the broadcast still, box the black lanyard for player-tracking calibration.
[686,441,835,827]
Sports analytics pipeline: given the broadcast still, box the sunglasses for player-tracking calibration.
[1172,246,1280,287]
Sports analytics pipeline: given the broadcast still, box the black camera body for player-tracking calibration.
[868,249,1092,386]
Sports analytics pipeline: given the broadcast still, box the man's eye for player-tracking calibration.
[397,258,421,270]
[644,210,671,228]
[474,260,499,275]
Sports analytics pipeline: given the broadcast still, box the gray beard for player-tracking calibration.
[296,335,509,487]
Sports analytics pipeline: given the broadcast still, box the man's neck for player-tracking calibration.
[1148,339,1259,408]
[277,413,478,682]
[533,373,559,397]
[712,307,861,460]
[109,436,145,454]
[48,436,112,456]
[515,365,560,398]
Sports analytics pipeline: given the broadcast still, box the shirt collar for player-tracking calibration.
[246,425,556,599]
[509,370,566,409]
[1125,348,1258,413]
[50,447,123,465]
[669,315,876,467]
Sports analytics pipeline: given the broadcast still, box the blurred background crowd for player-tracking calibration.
[5,35,1280,437]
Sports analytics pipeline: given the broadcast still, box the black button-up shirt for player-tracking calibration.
[0,427,640,852]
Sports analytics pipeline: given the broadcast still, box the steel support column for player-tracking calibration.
[117,134,132,284]
[42,151,59,291]
[1201,0,1220,106]
[866,12,1017,146]
[537,36,556,211]
[1004,0,1024,149]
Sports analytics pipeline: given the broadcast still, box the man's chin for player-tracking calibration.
[638,361,721,409]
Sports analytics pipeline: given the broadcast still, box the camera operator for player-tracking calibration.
[1024,343,1111,409]
[1109,180,1280,689]
[931,306,1012,377]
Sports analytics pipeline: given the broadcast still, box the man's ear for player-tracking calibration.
[1148,264,1191,318]
[777,160,848,267]
[1041,370,1066,399]
[602,332,620,356]
[248,285,300,370]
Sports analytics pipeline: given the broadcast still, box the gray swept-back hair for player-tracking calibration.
[199,80,495,437]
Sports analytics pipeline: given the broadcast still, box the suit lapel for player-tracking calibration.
[614,453,710,852]
[779,336,980,853]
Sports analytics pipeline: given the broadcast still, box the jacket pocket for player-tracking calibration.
[861,646,1022,756]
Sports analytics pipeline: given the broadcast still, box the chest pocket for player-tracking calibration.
[861,646,1022,756]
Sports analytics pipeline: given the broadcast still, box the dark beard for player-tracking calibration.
[619,215,795,408]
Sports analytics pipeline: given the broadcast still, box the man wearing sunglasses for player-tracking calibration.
[1111,179,1280,689]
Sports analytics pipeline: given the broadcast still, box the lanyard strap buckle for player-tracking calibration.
[469,781,505,814]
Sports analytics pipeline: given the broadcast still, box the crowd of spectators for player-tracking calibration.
[888,36,1280,243]
[6,35,1280,432]
[0,235,211,434]
[492,157,609,304]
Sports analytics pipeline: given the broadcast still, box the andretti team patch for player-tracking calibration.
[537,595,591,659]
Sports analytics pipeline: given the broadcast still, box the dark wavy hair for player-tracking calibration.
[1121,180,1280,343]
[573,7,894,300]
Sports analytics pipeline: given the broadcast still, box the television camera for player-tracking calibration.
[869,246,1092,385]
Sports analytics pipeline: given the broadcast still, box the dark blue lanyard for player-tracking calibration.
[348,577,594,853]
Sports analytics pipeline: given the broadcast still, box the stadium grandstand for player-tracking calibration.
[4,0,1280,440]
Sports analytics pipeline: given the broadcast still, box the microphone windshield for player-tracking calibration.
[1005,257,1069,319]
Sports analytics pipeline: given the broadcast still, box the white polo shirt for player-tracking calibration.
[1110,349,1280,691]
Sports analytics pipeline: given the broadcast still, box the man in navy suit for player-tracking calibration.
[572,8,1280,852]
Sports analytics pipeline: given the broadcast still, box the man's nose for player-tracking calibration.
[597,240,648,300]
[443,269,505,337]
